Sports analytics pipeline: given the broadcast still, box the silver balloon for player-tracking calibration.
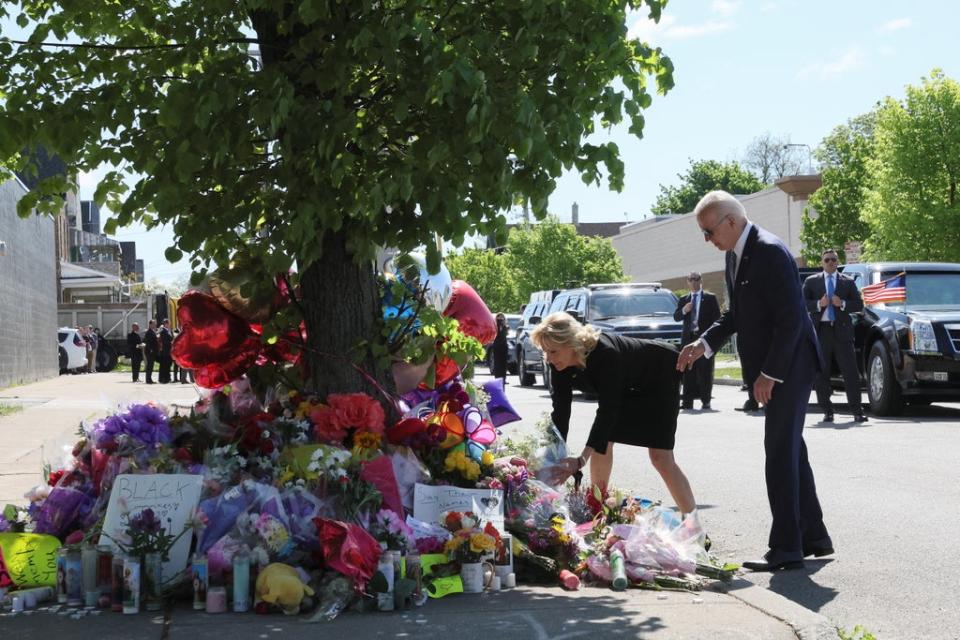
[393,251,453,312]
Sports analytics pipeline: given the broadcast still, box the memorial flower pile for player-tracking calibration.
[0,263,732,622]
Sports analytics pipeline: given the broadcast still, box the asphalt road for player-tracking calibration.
[486,369,960,640]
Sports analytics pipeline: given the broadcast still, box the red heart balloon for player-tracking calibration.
[443,280,496,345]
[173,291,262,387]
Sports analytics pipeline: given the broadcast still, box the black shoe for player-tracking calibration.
[822,412,834,423]
[853,413,868,423]
[681,402,694,410]
[701,402,711,410]
[742,550,805,572]
[736,400,760,412]
[802,543,835,558]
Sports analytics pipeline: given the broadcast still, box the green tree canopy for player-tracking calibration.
[444,247,522,314]
[801,111,876,263]
[0,1,673,394]
[445,217,626,314]
[651,158,764,215]
[504,217,626,292]
[863,70,960,262]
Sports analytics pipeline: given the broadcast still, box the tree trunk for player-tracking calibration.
[299,231,387,398]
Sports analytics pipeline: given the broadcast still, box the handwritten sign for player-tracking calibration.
[413,483,504,530]
[420,553,463,599]
[0,532,60,588]
[99,474,203,583]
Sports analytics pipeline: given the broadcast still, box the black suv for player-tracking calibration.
[541,283,683,391]
[837,262,960,415]
[515,289,561,386]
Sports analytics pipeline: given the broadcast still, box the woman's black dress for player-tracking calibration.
[491,323,509,379]
[549,332,681,453]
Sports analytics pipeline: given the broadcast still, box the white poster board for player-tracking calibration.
[413,483,505,530]
[99,474,203,583]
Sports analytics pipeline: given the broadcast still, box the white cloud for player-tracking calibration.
[627,15,733,43]
[876,17,911,34]
[711,0,741,16]
[797,46,866,80]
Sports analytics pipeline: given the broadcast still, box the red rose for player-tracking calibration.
[444,512,462,531]
[310,404,349,444]
[47,469,66,487]
[327,393,385,435]
[173,447,194,463]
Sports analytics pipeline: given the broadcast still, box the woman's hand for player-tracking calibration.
[536,457,580,486]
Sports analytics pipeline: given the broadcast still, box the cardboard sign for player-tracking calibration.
[99,474,203,583]
[413,483,504,530]
[0,532,60,588]
[420,552,462,598]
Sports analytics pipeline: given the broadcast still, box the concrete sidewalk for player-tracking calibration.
[0,373,836,639]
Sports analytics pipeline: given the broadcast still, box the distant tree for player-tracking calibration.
[742,132,807,183]
[863,70,960,261]
[444,248,523,314]
[504,217,625,296]
[651,159,764,215]
[801,112,876,263]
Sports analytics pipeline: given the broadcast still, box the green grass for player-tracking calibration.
[838,626,877,640]
[0,402,24,417]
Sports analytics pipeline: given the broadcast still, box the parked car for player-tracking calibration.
[58,327,88,373]
[485,313,522,374]
[515,289,561,386]
[834,262,960,416]
[540,283,683,392]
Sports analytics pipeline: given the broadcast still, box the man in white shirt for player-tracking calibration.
[802,249,866,422]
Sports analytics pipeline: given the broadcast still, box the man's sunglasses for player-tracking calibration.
[822,257,838,263]
[701,214,730,239]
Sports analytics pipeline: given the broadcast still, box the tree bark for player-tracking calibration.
[299,231,387,398]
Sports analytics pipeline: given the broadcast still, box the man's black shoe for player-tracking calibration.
[736,399,760,412]
[742,551,805,572]
[802,544,835,558]
[681,402,694,410]
[701,402,711,410]
[822,412,834,423]
[853,413,868,423]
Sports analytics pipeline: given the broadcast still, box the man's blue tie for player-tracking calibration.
[826,274,836,321]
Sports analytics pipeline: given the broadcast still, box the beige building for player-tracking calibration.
[611,175,822,304]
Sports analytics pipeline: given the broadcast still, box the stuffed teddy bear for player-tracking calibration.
[255,563,315,615]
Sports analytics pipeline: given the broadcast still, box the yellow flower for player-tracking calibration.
[469,533,496,554]
[354,431,381,450]
[481,450,495,466]
[277,467,295,485]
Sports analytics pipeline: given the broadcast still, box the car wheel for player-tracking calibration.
[59,346,68,374]
[518,351,535,386]
[867,341,904,416]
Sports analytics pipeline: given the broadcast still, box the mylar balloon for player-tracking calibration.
[481,378,522,427]
[443,280,496,345]
[392,252,453,312]
[173,291,262,388]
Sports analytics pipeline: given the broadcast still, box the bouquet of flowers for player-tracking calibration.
[107,506,192,561]
[370,508,415,552]
[441,511,500,563]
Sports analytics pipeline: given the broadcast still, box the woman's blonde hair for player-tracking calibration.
[530,311,600,360]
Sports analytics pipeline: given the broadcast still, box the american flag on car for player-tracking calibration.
[861,272,906,305]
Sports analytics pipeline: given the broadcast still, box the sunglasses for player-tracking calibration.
[701,214,730,239]
[822,257,838,263]
[687,277,701,281]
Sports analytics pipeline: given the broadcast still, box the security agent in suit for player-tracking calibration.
[802,249,867,423]
[677,191,833,572]
[673,272,722,409]
[143,320,159,384]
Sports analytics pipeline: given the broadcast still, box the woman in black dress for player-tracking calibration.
[531,312,697,514]
[490,313,509,382]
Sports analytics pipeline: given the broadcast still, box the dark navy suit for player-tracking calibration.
[701,225,830,559]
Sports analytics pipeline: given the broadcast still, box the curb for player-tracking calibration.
[726,579,837,640]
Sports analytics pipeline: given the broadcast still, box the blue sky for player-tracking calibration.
[8,1,958,284]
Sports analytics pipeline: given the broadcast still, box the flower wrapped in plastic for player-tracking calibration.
[88,403,173,451]
[314,517,382,593]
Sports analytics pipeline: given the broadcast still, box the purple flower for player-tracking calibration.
[129,508,162,534]
[0,513,10,532]
[90,404,172,449]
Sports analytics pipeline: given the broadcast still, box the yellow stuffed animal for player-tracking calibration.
[255,563,315,615]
